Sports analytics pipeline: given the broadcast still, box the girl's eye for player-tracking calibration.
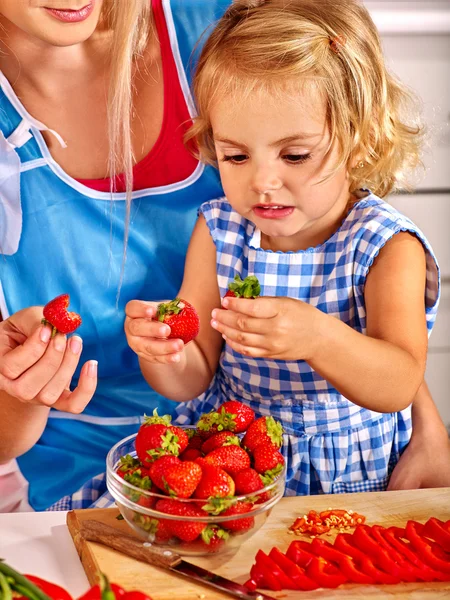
[282,153,311,164]
[221,154,248,164]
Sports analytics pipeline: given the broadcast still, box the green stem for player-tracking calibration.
[0,563,52,600]
[0,572,12,600]
[9,582,42,600]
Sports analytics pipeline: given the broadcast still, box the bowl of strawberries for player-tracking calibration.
[106,401,286,556]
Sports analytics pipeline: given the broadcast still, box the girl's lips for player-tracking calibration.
[44,2,94,23]
[253,205,295,220]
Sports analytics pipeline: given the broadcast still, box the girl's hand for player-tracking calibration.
[0,307,97,413]
[211,296,324,361]
[125,300,185,364]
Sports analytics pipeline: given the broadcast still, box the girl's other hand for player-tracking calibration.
[0,307,97,413]
[125,299,185,364]
[211,296,324,361]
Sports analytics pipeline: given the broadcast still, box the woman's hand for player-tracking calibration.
[0,307,97,413]
[388,428,450,490]
[125,300,185,364]
[211,296,323,361]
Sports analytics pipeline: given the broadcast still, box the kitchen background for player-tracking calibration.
[365,1,450,431]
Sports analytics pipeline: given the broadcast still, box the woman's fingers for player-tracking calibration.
[52,360,98,414]
[0,324,52,380]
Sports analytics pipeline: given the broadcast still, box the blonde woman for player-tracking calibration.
[127,0,450,495]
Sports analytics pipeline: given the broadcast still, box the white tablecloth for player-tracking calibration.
[0,511,90,598]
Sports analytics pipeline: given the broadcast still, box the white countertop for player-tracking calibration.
[0,511,90,598]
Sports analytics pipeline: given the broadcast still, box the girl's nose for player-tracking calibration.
[250,168,282,196]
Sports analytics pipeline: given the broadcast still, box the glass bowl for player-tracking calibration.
[106,431,286,556]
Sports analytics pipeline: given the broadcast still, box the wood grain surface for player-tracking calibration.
[67,487,450,600]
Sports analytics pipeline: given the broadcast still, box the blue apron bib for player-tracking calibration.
[0,0,231,510]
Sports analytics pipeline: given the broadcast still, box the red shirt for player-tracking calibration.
[77,0,198,192]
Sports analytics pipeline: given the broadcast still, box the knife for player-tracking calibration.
[76,519,276,600]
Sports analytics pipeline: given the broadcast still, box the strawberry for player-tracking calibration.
[139,517,173,542]
[135,418,189,466]
[149,455,180,490]
[193,464,235,500]
[201,431,240,455]
[155,498,206,542]
[233,467,265,495]
[224,275,261,300]
[221,501,255,532]
[242,416,284,452]
[217,401,255,433]
[253,444,285,475]
[204,445,250,477]
[156,298,200,344]
[42,294,82,336]
[185,431,204,449]
[162,461,202,498]
[198,525,229,553]
[179,448,202,462]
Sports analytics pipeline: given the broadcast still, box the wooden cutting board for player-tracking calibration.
[67,487,450,600]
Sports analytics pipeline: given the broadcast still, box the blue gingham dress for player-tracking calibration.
[174,193,440,496]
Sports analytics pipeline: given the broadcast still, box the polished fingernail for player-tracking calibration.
[87,360,98,377]
[40,326,51,343]
[69,336,82,355]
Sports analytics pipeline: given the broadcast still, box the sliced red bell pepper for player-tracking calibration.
[423,518,450,553]
[353,525,414,581]
[306,557,347,588]
[243,579,258,592]
[405,520,450,574]
[384,527,450,582]
[310,538,374,584]
[250,559,282,591]
[335,533,400,585]
[254,550,299,590]
[22,576,73,600]
[269,547,318,591]
[286,540,315,569]
[370,526,418,582]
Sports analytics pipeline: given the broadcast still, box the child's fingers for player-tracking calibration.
[211,317,267,348]
[221,296,279,318]
[125,315,170,339]
[125,300,160,319]
[225,337,267,358]
[211,308,271,335]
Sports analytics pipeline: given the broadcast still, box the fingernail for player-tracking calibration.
[211,309,217,319]
[70,336,82,355]
[40,326,51,343]
[54,335,66,352]
[87,360,98,378]
[222,298,229,308]
[159,326,169,336]
[146,307,155,317]
[171,354,180,363]
[211,320,218,329]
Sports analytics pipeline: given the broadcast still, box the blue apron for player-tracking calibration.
[0,0,231,510]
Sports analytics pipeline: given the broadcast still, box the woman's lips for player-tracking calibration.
[252,205,295,219]
[44,2,94,23]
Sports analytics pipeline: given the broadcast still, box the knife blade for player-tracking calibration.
[76,519,276,600]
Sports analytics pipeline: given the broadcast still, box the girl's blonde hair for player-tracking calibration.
[189,0,423,198]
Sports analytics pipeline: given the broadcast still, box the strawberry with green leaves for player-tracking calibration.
[135,412,188,466]
[193,464,235,500]
[156,298,199,344]
[221,501,255,533]
[155,498,207,542]
[42,293,82,336]
[116,454,152,489]
[196,401,255,437]
[204,444,250,477]
[149,455,181,490]
[198,525,230,553]
[162,460,202,498]
[224,275,261,300]
[242,416,284,453]
[201,431,240,455]
[234,467,267,497]
[253,444,285,475]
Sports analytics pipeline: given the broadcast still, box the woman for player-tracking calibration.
[0,0,447,512]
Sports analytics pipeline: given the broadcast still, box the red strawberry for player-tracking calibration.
[221,501,255,532]
[224,275,261,300]
[179,448,203,462]
[242,416,284,453]
[217,401,255,433]
[201,431,240,455]
[162,461,202,498]
[253,444,285,475]
[198,525,229,553]
[141,517,173,542]
[155,498,206,542]
[193,464,235,500]
[135,420,188,466]
[149,455,180,490]
[204,445,250,477]
[42,294,82,336]
[156,298,199,344]
[234,468,265,495]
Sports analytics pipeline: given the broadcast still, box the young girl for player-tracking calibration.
[126,0,441,495]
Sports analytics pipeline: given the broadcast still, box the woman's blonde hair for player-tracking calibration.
[189,0,423,198]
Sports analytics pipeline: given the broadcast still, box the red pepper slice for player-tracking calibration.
[331,534,400,585]
[306,557,347,588]
[269,548,318,591]
[255,550,299,590]
[423,518,450,553]
[353,525,412,581]
[370,526,418,582]
[286,540,315,569]
[405,521,450,574]
[122,593,153,600]
[24,576,73,600]
[250,560,282,591]
[310,539,374,585]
